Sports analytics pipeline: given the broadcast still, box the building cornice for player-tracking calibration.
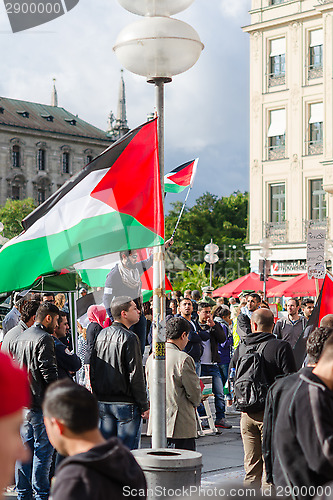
[243,5,331,33]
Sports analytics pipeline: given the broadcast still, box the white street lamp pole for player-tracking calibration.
[259,238,272,301]
[114,0,203,448]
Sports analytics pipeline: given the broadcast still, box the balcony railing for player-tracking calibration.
[306,140,323,156]
[268,73,286,87]
[264,221,288,243]
[270,0,290,4]
[303,219,329,240]
[267,145,286,160]
[308,66,323,80]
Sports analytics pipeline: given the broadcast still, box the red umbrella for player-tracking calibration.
[266,273,323,298]
[213,272,281,298]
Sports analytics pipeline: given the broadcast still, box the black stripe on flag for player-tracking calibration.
[22,121,152,231]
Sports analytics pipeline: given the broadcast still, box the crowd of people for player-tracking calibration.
[1,275,333,500]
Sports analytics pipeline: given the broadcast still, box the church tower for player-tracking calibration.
[107,69,130,140]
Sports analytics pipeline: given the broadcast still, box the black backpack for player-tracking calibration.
[233,340,270,413]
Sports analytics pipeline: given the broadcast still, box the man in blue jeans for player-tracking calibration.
[90,296,149,450]
[9,302,59,500]
[196,302,232,429]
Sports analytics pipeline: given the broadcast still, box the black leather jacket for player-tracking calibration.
[11,323,58,409]
[90,322,148,412]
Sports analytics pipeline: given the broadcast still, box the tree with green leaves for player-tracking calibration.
[165,191,249,288]
[0,198,36,239]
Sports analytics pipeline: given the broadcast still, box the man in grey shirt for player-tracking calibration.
[273,298,307,348]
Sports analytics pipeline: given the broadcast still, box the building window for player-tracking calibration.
[12,185,20,200]
[269,38,285,87]
[12,145,20,168]
[270,183,285,223]
[37,188,46,205]
[309,29,323,80]
[62,152,70,174]
[267,109,286,160]
[310,179,326,221]
[308,103,323,155]
[86,155,93,165]
[271,0,288,4]
[37,149,46,171]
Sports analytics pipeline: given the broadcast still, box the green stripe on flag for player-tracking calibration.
[165,183,187,193]
[79,268,109,287]
[0,212,163,293]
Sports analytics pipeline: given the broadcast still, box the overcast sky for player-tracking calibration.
[0,0,251,212]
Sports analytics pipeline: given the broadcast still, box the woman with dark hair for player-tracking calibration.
[84,305,111,389]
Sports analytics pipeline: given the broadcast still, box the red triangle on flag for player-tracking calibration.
[90,120,164,239]
[168,161,195,187]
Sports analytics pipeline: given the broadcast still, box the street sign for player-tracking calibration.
[307,228,326,279]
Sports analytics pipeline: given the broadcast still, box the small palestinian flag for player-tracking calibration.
[164,158,198,193]
[0,119,164,293]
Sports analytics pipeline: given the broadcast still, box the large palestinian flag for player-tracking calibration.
[293,272,333,368]
[164,159,198,193]
[0,119,164,293]
[74,248,173,302]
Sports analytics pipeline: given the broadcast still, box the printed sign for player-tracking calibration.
[307,228,326,279]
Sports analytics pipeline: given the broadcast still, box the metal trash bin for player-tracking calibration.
[132,448,202,497]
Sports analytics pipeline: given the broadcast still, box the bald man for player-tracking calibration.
[320,314,333,328]
[229,308,296,488]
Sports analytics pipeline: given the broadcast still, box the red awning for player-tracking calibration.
[213,272,281,298]
[266,273,323,298]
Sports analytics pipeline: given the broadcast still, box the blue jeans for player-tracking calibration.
[200,364,225,420]
[15,408,54,500]
[219,362,230,397]
[98,402,142,450]
[195,361,201,377]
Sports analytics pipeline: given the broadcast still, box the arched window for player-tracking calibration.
[38,149,46,171]
[12,185,20,200]
[62,152,70,174]
[37,188,46,204]
[12,145,20,168]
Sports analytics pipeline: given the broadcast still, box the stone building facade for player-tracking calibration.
[244,0,333,277]
[0,73,129,207]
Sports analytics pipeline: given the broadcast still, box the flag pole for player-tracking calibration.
[172,186,192,238]
[315,278,320,299]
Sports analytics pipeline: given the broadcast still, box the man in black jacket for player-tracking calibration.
[52,311,81,379]
[11,302,59,500]
[273,333,333,499]
[263,326,333,486]
[196,302,231,429]
[43,380,146,500]
[90,296,149,450]
[230,308,296,488]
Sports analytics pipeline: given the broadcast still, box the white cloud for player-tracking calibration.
[219,0,251,20]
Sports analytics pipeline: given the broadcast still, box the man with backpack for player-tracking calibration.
[229,308,296,487]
